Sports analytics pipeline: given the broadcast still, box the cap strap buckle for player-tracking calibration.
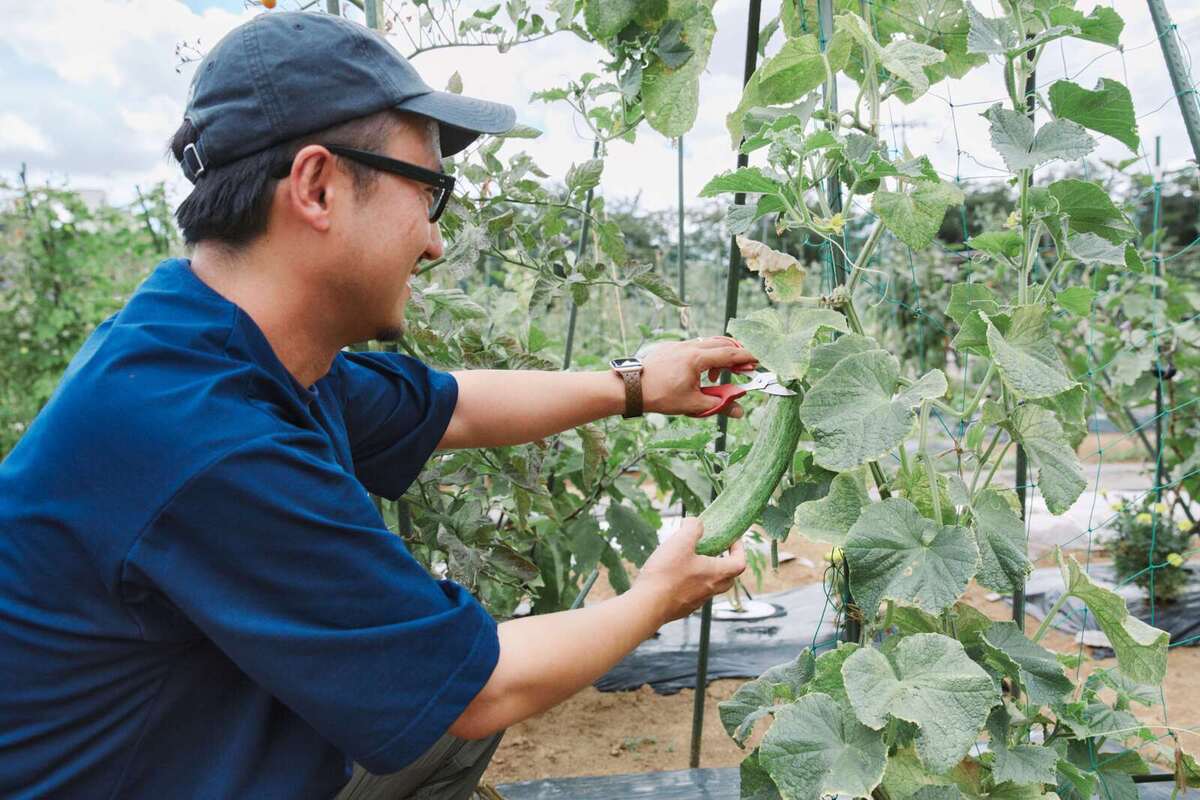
[183,142,206,181]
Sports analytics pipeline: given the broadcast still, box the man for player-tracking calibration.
[0,11,752,800]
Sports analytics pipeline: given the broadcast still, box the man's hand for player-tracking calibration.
[631,518,747,625]
[640,337,759,418]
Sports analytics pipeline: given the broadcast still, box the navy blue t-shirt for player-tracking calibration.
[0,259,499,798]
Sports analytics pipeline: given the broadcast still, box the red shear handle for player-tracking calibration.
[694,383,747,418]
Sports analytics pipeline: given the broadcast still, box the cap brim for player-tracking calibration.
[398,90,516,158]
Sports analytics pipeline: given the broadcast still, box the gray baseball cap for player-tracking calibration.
[179,11,516,183]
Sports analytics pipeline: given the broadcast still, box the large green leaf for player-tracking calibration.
[845,497,979,619]
[873,180,965,250]
[982,104,1095,172]
[799,350,946,471]
[727,307,848,384]
[843,634,998,773]
[1060,553,1169,685]
[971,489,1030,594]
[727,29,850,145]
[1048,5,1124,47]
[980,621,1073,706]
[987,305,1076,400]
[793,470,869,546]
[720,650,815,747]
[809,643,859,703]
[1047,179,1137,244]
[1007,405,1086,515]
[641,0,716,137]
[1048,79,1139,152]
[759,692,888,800]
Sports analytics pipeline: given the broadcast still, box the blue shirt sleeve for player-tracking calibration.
[122,431,498,773]
[331,351,458,500]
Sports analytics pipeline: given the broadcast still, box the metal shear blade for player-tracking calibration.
[743,371,797,396]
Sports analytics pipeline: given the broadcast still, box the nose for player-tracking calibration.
[422,221,445,264]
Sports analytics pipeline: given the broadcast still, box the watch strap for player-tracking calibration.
[620,369,643,419]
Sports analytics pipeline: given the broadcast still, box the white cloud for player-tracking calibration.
[0,113,54,156]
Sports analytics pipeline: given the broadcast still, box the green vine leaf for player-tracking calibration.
[1056,287,1096,316]
[641,0,716,137]
[719,650,815,748]
[986,305,1076,400]
[1059,552,1169,685]
[845,497,979,619]
[653,19,694,69]
[979,620,1073,706]
[879,40,946,99]
[759,692,888,800]
[1048,5,1124,48]
[799,350,946,471]
[873,180,965,250]
[1006,405,1086,515]
[809,643,859,703]
[605,503,658,566]
[792,470,870,546]
[1048,78,1139,152]
[982,104,1096,171]
[970,489,1031,595]
[965,230,1022,261]
[1047,179,1138,244]
[727,307,848,384]
[842,634,998,773]
[726,28,851,145]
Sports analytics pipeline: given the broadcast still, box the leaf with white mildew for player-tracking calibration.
[1006,405,1086,515]
[793,471,870,546]
[845,497,979,619]
[1059,552,1169,684]
[799,350,946,471]
[983,104,1096,172]
[728,307,848,385]
[987,305,1076,400]
[842,634,998,773]
[759,692,888,800]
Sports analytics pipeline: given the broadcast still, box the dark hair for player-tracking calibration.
[167,110,410,247]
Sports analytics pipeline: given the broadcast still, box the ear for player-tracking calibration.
[282,144,341,233]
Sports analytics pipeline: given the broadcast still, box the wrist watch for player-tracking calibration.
[610,356,644,419]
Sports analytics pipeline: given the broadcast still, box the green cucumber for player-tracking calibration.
[695,392,802,556]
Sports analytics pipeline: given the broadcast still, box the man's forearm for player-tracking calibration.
[438,369,624,449]
[447,586,667,739]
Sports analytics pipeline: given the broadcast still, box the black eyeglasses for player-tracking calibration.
[271,144,455,223]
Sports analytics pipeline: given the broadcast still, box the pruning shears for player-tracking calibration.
[694,370,797,418]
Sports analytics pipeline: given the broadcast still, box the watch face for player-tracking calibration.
[610,357,643,372]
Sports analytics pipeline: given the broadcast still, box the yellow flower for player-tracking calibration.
[1110,500,1126,512]
[1180,520,1194,534]
[1167,553,1184,568]
[1154,502,1169,515]
[827,547,844,565]
[1136,513,1153,525]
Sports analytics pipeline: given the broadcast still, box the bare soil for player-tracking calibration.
[481,541,1200,788]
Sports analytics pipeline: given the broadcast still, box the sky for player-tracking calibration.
[1,0,1197,214]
